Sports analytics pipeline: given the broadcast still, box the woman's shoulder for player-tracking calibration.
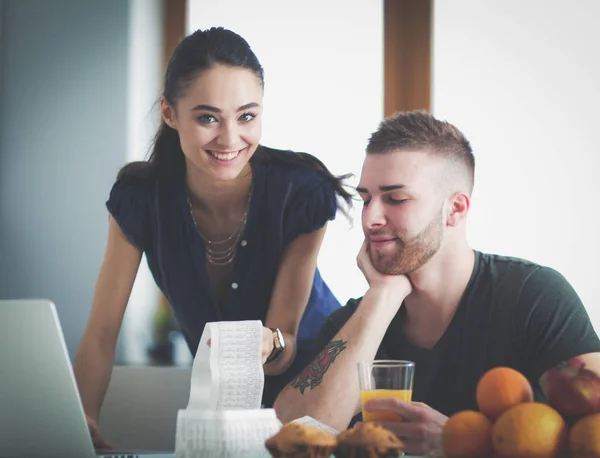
[253,147,339,244]
[115,161,154,184]
[109,161,159,197]
[254,146,332,190]
[106,162,158,251]
[107,162,158,214]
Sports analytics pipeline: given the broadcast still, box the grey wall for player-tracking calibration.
[0,0,130,358]
[1,0,4,151]
[0,1,4,115]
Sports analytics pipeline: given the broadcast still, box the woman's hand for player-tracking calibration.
[208,327,275,365]
[85,414,114,451]
[261,326,275,365]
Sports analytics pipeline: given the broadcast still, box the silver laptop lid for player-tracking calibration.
[0,299,98,458]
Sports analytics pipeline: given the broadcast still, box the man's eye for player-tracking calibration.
[197,114,217,124]
[362,199,371,207]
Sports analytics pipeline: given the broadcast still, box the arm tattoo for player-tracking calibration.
[289,339,348,395]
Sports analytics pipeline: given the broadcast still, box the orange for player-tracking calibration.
[442,410,493,458]
[570,413,600,457]
[476,366,533,419]
[492,402,567,458]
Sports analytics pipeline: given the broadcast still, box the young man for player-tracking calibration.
[274,111,600,455]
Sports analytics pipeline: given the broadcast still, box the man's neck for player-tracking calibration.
[402,241,475,348]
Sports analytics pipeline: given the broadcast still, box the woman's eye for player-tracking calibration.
[197,114,217,124]
[239,112,256,122]
[387,196,408,204]
[362,199,371,207]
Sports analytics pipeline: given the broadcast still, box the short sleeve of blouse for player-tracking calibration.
[281,171,337,247]
[105,174,151,252]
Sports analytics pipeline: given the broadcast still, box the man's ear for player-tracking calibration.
[446,192,470,227]
[160,97,177,130]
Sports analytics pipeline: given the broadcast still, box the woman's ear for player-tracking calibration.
[446,192,470,227]
[160,97,178,130]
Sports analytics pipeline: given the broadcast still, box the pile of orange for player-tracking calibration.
[441,366,600,458]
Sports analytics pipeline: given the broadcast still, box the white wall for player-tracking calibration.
[433,0,600,331]
[188,0,384,303]
[121,0,165,365]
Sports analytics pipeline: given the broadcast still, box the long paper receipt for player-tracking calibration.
[176,321,280,458]
[187,320,264,410]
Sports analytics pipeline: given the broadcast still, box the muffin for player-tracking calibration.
[334,422,404,458]
[265,422,338,458]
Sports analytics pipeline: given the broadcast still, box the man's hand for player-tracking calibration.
[363,398,447,456]
[357,240,412,295]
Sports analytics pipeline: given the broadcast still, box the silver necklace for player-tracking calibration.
[187,186,252,266]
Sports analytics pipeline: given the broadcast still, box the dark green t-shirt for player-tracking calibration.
[315,251,600,417]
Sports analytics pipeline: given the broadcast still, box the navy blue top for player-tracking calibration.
[106,146,342,406]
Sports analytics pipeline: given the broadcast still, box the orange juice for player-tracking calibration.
[360,389,412,422]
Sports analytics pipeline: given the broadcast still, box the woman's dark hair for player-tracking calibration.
[119,27,352,211]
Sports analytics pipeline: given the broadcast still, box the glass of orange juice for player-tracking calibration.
[358,360,415,422]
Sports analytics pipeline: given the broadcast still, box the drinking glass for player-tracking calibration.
[357,360,415,422]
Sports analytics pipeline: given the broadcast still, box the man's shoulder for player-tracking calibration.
[476,251,544,289]
[473,251,580,315]
[477,251,568,289]
[478,250,541,272]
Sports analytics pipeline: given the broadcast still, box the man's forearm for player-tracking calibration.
[274,286,403,431]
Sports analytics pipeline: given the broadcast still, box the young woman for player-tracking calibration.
[73,27,351,449]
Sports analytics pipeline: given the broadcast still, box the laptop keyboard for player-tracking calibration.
[98,454,137,458]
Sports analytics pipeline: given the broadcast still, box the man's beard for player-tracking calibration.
[367,213,444,275]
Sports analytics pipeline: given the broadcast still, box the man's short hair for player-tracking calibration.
[366,110,475,194]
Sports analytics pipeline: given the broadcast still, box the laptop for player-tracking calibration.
[0,299,174,458]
